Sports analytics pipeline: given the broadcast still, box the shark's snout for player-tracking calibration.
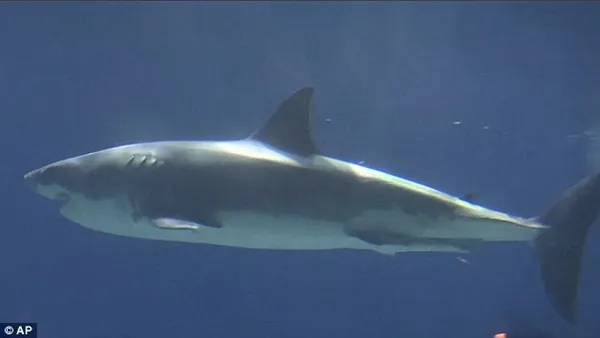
[24,155,122,202]
[24,161,74,187]
[24,165,75,204]
[24,169,42,190]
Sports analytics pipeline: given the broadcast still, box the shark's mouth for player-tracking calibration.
[54,192,71,206]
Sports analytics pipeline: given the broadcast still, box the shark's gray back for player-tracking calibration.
[122,140,460,230]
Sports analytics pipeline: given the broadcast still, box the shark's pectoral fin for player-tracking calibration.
[151,218,202,231]
[150,217,222,231]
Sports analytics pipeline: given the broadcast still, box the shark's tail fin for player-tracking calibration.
[534,171,600,323]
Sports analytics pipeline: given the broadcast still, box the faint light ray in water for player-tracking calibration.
[585,113,600,174]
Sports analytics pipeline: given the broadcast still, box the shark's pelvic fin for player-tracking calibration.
[150,217,222,231]
[249,87,320,157]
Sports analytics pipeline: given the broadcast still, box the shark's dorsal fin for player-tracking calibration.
[249,87,319,157]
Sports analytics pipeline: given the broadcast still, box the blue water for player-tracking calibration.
[1,2,600,338]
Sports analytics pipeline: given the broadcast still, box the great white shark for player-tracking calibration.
[25,87,599,324]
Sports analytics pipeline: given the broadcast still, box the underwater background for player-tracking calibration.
[1,2,600,338]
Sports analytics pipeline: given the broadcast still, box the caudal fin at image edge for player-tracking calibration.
[534,171,600,323]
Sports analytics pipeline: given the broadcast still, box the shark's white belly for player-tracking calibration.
[57,193,539,255]
[58,193,368,249]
